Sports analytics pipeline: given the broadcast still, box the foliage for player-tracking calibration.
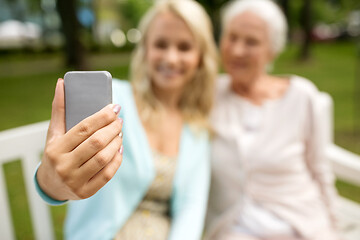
[117,0,152,30]
[278,0,360,28]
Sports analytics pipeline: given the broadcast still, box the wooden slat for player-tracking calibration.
[328,144,360,186]
[22,153,55,240]
[0,121,49,164]
[0,166,15,240]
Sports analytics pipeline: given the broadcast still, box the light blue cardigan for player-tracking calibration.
[35,80,211,240]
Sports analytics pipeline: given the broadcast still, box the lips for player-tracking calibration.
[228,60,248,70]
[157,65,183,78]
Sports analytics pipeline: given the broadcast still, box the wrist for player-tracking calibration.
[34,163,67,205]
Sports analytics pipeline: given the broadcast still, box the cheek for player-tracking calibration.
[185,52,201,70]
[146,48,160,64]
[254,50,270,67]
[220,41,230,59]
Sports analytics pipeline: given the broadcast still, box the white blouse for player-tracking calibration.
[206,74,339,240]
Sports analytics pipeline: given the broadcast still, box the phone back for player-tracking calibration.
[64,71,112,131]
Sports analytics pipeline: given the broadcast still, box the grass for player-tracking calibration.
[0,41,359,239]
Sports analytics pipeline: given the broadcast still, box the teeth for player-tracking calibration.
[158,66,179,76]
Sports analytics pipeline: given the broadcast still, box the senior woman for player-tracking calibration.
[206,0,339,240]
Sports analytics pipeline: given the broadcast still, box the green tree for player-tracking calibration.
[117,0,152,30]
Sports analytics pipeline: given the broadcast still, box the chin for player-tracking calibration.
[155,81,184,91]
[231,73,253,85]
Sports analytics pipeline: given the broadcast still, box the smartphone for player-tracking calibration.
[64,71,112,132]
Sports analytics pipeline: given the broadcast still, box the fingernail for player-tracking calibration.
[118,118,123,124]
[119,131,123,138]
[119,145,124,155]
[112,104,121,115]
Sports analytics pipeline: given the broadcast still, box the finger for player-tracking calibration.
[71,117,123,166]
[47,78,66,141]
[77,135,122,179]
[80,151,123,198]
[60,104,121,152]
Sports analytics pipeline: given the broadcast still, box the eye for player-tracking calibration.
[178,41,192,52]
[154,39,168,49]
[228,33,237,43]
[246,37,260,46]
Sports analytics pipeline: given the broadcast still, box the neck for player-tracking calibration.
[152,86,182,112]
[231,73,271,105]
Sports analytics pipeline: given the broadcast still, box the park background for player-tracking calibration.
[0,0,359,239]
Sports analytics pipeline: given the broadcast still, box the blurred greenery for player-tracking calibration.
[1,41,359,239]
[117,0,152,30]
[288,0,360,27]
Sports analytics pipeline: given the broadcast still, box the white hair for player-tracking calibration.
[221,0,288,56]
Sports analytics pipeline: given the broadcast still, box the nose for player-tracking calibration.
[164,47,180,65]
[232,41,245,57]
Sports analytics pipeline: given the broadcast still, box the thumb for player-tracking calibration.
[47,78,66,141]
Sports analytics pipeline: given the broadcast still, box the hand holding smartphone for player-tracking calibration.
[37,74,123,201]
[64,71,112,131]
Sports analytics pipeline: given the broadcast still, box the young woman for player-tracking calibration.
[35,1,217,239]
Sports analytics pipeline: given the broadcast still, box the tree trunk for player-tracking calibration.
[56,0,87,70]
[299,0,312,61]
[196,0,229,43]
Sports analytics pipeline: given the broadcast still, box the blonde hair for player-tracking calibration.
[130,0,218,130]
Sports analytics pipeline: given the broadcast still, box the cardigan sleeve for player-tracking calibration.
[304,90,339,229]
[168,132,211,240]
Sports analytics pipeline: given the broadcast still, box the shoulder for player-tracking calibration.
[112,79,137,120]
[290,75,320,98]
[215,74,232,98]
[289,75,333,121]
[112,79,133,102]
[112,79,132,94]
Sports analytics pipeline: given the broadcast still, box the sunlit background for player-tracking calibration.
[0,0,359,239]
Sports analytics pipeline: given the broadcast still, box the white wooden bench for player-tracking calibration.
[0,120,359,240]
[328,144,360,240]
[0,121,53,240]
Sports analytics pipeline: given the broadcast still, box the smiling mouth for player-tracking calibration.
[229,61,248,69]
[158,67,182,78]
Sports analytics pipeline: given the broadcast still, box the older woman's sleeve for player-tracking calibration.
[168,136,211,240]
[305,91,339,229]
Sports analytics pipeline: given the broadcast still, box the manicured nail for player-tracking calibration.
[112,104,121,115]
[119,131,123,138]
[119,145,124,155]
[118,118,123,124]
